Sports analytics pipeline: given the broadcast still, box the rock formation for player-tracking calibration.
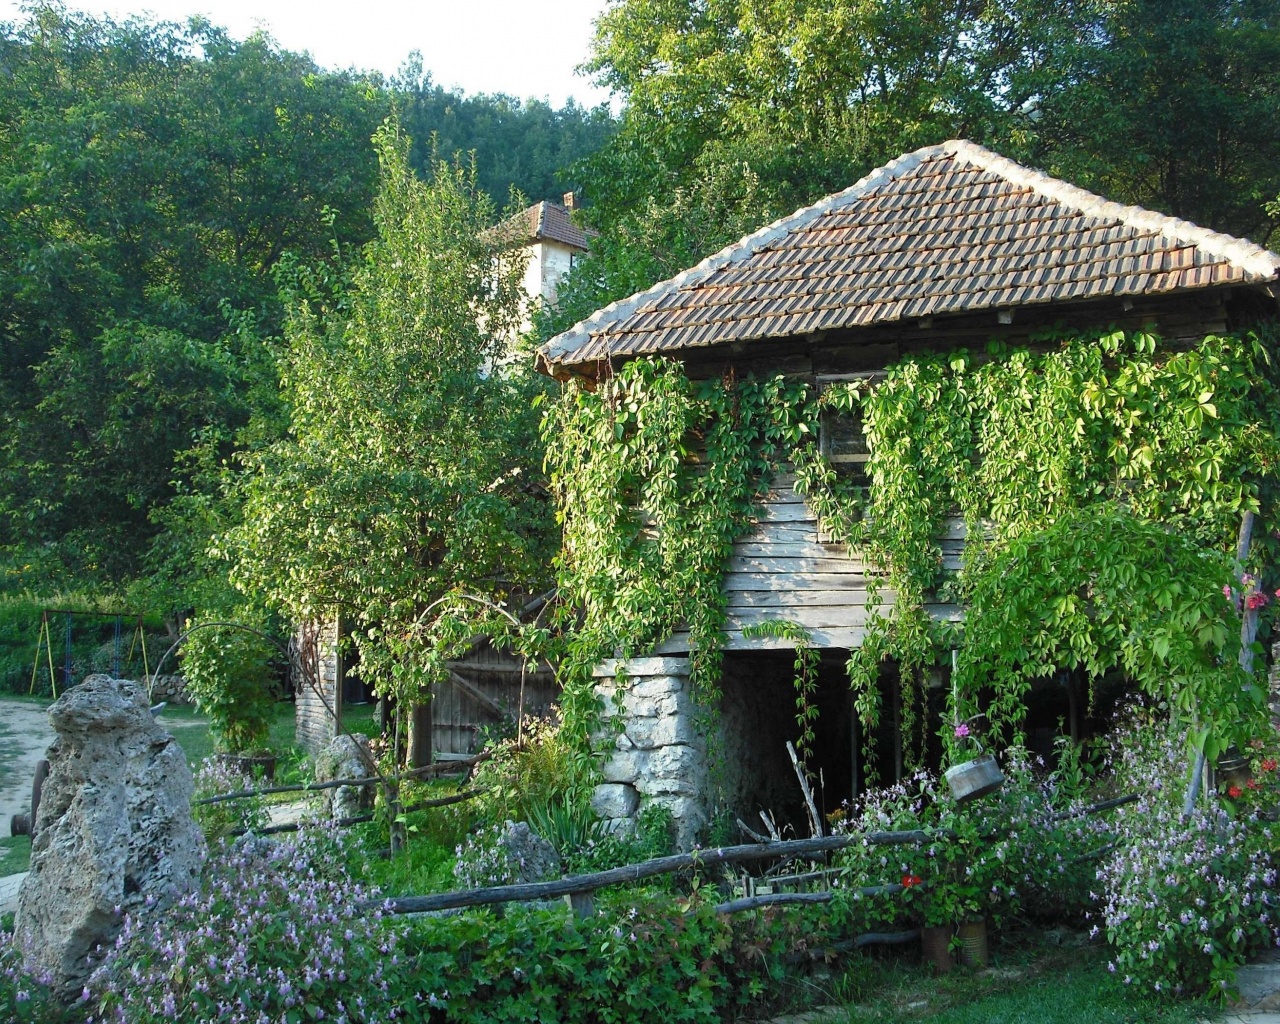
[313,733,376,820]
[13,675,204,996]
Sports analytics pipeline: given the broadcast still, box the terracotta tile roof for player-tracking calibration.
[539,140,1280,375]
[503,201,595,251]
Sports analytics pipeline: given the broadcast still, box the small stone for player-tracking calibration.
[498,821,561,883]
[600,748,645,783]
[624,713,698,750]
[314,734,376,820]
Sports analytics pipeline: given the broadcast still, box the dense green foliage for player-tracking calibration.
[542,360,810,747]
[545,0,1280,336]
[0,5,611,602]
[798,329,1280,762]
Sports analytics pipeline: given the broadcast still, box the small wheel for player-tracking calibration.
[30,759,49,835]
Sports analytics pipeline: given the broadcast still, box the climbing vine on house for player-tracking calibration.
[805,328,1280,765]
[543,328,1280,774]
[541,359,813,753]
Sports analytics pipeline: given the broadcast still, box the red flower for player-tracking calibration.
[1263,759,1277,772]
[902,874,923,888]
[1228,785,1244,799]
[1247,778,1261,790]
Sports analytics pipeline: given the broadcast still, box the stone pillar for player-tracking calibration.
[590,656,708,849]
[15,676,204,997]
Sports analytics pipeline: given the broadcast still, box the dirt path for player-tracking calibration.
[0,698,57,828]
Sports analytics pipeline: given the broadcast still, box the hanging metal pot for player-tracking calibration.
[945,747,1004,803]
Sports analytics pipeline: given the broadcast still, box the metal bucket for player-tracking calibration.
[920,925,954,974]
[945,753,1004,803]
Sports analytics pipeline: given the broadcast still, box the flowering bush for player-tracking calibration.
[0,937,58,1024]
[191,756,270,841]
[832,748,1100,931]
[1095,719,1280,998]
[88,829,409,1023]
[1219,738,1280,817]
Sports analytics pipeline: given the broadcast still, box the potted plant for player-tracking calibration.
[180,619,280,776]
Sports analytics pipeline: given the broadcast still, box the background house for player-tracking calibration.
[539,139,1280,845]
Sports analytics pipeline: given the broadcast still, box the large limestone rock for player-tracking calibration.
[314,733,376,820]
[13,675,204,996]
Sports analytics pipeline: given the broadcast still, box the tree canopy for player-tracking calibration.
[545,0,1280,336]
[217,123,556,700]
[0,6,612,598]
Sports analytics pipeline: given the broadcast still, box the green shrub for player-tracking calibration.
[179,620,279,753]
[401,893,740,1023]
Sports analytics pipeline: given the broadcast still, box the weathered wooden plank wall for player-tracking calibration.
[432,646,559,756]
[654,476,961,653]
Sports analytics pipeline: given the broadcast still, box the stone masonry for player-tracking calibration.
[591,657,709,849]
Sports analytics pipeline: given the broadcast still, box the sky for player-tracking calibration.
[0,0,615,108]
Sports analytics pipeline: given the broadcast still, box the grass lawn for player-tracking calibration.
[0,835,30,876]
[161,700,306,771]
[827,938,1209,1024]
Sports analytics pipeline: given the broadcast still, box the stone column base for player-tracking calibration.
[591,657,708,849]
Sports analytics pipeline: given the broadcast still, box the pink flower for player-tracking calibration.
[954,722,971,739]
[1224,584,1234,598]
[1247,591,1270,611]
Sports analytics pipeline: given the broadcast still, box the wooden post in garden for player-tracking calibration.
[407,701,433,769]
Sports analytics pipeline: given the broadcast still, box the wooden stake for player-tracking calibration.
[787,740,824,838]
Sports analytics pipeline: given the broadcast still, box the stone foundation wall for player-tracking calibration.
[147,673,191,705]
[590,657,708,849]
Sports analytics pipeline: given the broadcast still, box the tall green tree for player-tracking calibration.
[219,123,555,699]
[0,7,386,586]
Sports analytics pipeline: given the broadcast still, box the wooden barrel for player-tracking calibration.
[944,753,1004,803]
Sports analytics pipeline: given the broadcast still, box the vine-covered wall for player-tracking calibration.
[543,326,1280,809]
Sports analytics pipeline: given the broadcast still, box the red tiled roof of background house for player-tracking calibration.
[502,200,595,251]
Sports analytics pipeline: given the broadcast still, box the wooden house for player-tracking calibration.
[538,139,1280,846]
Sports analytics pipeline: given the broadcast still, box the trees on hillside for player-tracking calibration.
[0,9,386,587]
[0,7,612,597]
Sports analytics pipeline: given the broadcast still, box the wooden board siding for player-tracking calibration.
[295,618,342,753]
[432,646,559,757]
[654,477,960,654]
